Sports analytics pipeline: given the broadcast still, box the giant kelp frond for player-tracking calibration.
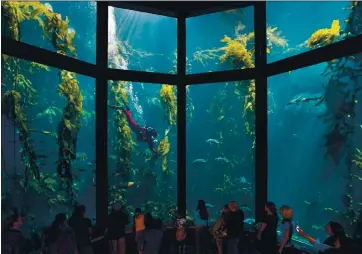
[321,4,362,226]
[58,71,83,115]
[306,20,341,48]
[2,1,77,56]
[157,136,171,174]
[220,34,255,69]
[56,71,83,203]
[267,26,288,50]
[160,85,177,126]
[110,80,135,182]
[352,148,362,169]
[2,91,40,186]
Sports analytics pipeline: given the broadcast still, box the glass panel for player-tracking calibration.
[108,7,177,73]
[1,55,96,235]
[266,1,361,63]
[267,52,362,243]
[107,81,177,223]
[186,7,255,74]
[1,1,96,63]
[186,82,255,224]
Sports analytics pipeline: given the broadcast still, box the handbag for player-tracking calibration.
[214,224,227,238]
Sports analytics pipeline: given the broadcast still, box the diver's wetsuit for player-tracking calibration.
[109,104,157,154]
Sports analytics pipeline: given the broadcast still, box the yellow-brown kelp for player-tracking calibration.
[43,7,80,203]
[110,80,135,182]
[160,85,177,127]
[1,2,41,190]
[321,2,362,226]
[56,70,83,202]
[2,1,81,202]
[242,80,256,149]
[157,136,171,174]
[193,25,286,154]
[2,91,40,186]
[305,20,340,48]
[1,1,20,41]
[219,33,255,69]
[352,148,362,169]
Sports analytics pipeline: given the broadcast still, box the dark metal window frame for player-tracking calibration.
[2,1,362,226]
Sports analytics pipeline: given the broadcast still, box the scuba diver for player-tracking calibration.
[108,99,158,157]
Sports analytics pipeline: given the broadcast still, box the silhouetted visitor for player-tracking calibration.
[140,216,164,254]
[134,208,146,254]
[47,213,77,254]
[224,201,244,254]
[68,205,93,254]
[194,200,209,254]
[297,221,356,253]
[2,210,26,254]
[105,202,130,254]
[175,224,193,254]
[213,205,229,254]
[278,205,300,254]
[256,201,278,254]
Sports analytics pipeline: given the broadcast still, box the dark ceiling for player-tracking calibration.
[110,1,254,17]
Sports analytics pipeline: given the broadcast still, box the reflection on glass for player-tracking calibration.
[1,1,96,63]
[108,7,177,73]
[1,55,96,235]
[266,1,361,63]
[186,82,255,224]
[107,81,177,223]
[267,52,362,241]
[186,7,255,74]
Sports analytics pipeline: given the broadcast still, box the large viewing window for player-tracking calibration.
[186,82,255,222]
[107,81,177,222]
[186,6,255,74]
[268,52,362,240]
[108,7,177,74]
[1,56,95,233]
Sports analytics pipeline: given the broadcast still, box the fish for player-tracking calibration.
[323,207,337,212]
[215,157,230,164]
[312,225,323,230]
[241,206,252,212]
[205,203,215,208]
[36,155,47,159]
[118,181,138,189]
[244,217,255,224]
[192,159,207,164]
[87,161,96,166]
[285,92,326,115]
[304,201,312,205]
[205,139,221,145]
[235,176,251,185]
[109,155,117,160]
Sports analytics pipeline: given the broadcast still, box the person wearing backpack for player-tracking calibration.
[194,200,209,254]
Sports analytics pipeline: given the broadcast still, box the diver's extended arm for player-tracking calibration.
[148,140,157,154]
[108,96,129,110]
[108,104,123,110]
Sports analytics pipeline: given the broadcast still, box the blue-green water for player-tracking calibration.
[2,1,362,243]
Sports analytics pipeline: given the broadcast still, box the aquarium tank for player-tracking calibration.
[1,0,362,245]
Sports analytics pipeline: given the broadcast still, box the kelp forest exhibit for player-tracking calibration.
[1,0,362,246]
